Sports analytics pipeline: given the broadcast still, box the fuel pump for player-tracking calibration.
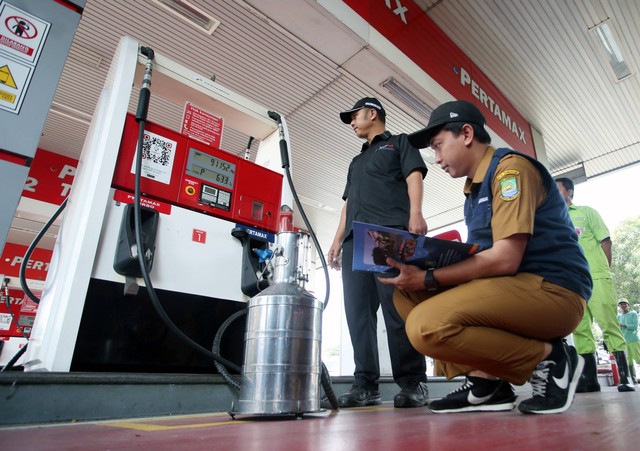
[124,48,337,415]
[23,37,337,413]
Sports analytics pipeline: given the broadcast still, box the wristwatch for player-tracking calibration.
[423,268,438,291]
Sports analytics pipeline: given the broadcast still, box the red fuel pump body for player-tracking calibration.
[112,114,282,232]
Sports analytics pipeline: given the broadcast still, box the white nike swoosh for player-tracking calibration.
[467,392,492,405]
[553,362,570,389]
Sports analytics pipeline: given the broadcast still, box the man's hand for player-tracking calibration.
[328,243,342,270]
[377,258,426,291]
[408,212,428,236]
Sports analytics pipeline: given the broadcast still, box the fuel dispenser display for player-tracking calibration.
[113,113,282,233]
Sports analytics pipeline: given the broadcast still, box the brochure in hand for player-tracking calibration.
[352,221,479,273]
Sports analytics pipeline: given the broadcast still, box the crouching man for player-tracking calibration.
[379,100,592,415]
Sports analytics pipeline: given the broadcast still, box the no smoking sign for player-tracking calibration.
[0,2,50,64]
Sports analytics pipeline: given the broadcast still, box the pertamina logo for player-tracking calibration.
[458,67,527,145]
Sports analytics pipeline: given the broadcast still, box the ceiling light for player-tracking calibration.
[49,102,91,125]
[590,21,632,81]
[152,0,220,35]
[381,77,433,120]
[298,195,335,212]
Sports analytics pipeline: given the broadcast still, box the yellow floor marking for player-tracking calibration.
[101,419,250,431]
[95,406,391,432]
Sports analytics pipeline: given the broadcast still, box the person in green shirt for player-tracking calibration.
[618,299,639,383]
[556,177,635,392]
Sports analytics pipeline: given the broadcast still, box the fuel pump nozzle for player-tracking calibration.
[268,111,289,169]
[136,46,155,123]
[244,136,255,160]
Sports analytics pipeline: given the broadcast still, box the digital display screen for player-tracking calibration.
[186,148,236,189]
[199,183,231,211]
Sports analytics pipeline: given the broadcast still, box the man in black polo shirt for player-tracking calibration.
[326,97,429,408]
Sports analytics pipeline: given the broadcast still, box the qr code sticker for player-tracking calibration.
[0,313,11,331]
[143,134,173,166]
[132,130,177,185]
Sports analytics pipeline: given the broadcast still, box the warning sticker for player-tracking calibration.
[181,102,224,148]
[0,2,50,64]
[0,62,16,87]
[0,54,32,112]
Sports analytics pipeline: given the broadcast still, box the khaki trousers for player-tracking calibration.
[394,272,586,385]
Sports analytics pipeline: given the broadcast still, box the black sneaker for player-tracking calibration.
[618,383,635,392]
[428,376,516,413]
[394,379,429,408]
[518,343,584,415]
[336,385,381,408]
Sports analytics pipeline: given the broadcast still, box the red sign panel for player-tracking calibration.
[181,102,223,148]
[342,0,535,156]
[113,190,173,215]
[0,242,52,281]
[192,229,207,244]
[22,148,78,205]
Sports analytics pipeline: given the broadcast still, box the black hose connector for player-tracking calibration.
[279,139,289,169]
[136,88,151,122]
[267,110,280,122]
[136,46,154,122]
[267,111,290,169]
[140,46,155,60]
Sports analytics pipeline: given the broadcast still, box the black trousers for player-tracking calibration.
[341,237,426,389]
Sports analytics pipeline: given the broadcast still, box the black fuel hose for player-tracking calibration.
[0,343,28,372]
[3,196,68,370]
[19,198,68,304]
[133,47,241,373]
[268,111,339,410]
[212,309,246,392]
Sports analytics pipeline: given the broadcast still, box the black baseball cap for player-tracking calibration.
[408,100,486,148]
[339,97,386,124]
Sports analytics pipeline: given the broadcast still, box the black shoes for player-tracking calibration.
[613,350,636,392]
[518,342,584,415]
[428,376,516,413]
[394,380,429,408]
[576,352,601,393]
[322,380,428,409]
[576,379,601,393]
[334,385,382,408]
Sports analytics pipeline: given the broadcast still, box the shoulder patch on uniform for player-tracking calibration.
[497,169,520,180]
[497,169,520,201]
